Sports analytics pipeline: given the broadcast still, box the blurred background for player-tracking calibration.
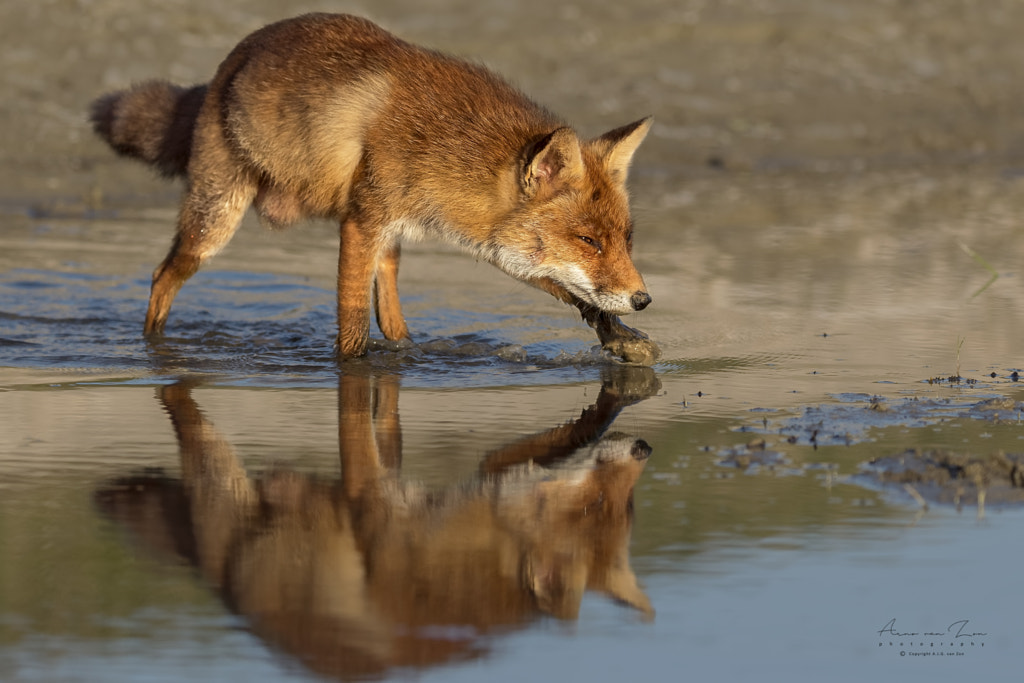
[3,0,1023,206]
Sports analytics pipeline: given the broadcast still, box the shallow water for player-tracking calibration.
[2,1,1024,681]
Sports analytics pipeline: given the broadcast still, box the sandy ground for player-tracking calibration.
[1,0,1023,209]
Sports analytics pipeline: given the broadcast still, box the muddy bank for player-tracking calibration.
[743,394,1023,447]
[720,391,1024,509]
[857,449,1024,508]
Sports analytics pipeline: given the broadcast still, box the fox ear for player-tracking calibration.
[522,127,584,197]
[592,117,652,183]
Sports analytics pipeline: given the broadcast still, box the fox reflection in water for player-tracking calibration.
[95,368,657,679]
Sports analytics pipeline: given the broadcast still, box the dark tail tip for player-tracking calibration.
[88,81,207,179]
[89,92,121,145]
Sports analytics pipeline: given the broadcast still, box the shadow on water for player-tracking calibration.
[93,366,659,680]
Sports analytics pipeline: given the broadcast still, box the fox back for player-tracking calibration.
[90,13,658,361]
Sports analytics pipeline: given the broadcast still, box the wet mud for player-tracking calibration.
[749,393,1024,448]
[715,441,791,473]
[856,449,1024,509]
[727,390,1024,509]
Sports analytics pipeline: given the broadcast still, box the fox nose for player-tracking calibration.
[630,291,652,311]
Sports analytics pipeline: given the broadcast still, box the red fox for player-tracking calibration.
[90,13,659,363]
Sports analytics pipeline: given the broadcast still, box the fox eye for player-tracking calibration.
[578,235,601,252]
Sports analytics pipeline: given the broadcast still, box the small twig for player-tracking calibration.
[903,483,929,510]
[955,336,965,379]
[958,241,999,299]
[958,241,998,275]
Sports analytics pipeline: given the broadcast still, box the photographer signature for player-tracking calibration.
[878,618,986,639]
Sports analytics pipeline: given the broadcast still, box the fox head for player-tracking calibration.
[489,118,653,315]
[503,432,654,620]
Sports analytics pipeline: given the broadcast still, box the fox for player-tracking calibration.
[94,368,657,678]
[89,13,660,364]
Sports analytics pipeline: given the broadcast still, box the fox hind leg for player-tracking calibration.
[145,182,254,335]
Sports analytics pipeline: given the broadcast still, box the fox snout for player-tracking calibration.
[578,284,650,316]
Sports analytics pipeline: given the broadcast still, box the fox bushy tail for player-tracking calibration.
[90,81,207,178]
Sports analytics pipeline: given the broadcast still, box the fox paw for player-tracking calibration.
[602,335,661,365]
[595,317,660,365]
[581,309,661,365]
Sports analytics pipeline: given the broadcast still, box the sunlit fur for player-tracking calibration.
[89,13,654,357]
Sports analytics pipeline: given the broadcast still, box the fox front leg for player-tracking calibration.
[336,217,379,358]
[578,304,661,365]
[372,242,410,343]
